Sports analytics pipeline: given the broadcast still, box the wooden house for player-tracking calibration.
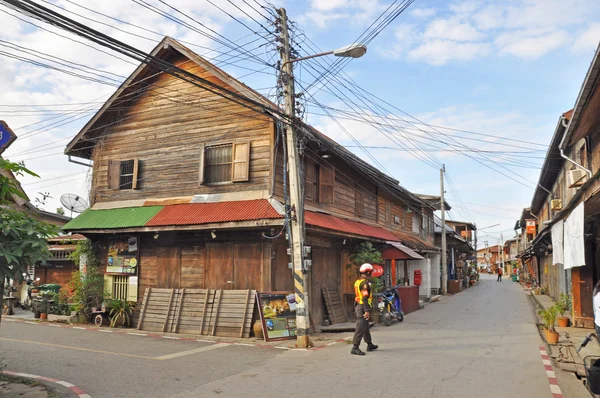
[62,37,439,327]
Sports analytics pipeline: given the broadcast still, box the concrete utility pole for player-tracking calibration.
[278,8,310,348]
[501,233,505,273]
[440,165,447,295]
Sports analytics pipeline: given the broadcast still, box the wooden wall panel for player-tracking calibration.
[204,244,234,290]
[273,244,293,292]
[233,243,262,290]
[309,247,341,327]
[157,247,181,289]
[90,53,272,204]
[180,246,204,289]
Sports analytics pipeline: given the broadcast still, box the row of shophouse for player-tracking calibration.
[34,36,479,327]
[515,43,600,328]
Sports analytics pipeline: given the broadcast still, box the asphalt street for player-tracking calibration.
[0,274,556,398]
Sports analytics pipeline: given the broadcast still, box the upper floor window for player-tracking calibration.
[355,188,364,217]
[108,159,138,190]
[412,213,420,234]
[305,160,334,204]
[199,142,249,185]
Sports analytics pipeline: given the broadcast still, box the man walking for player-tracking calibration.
[497,267,503,282]
[351,263,379,355]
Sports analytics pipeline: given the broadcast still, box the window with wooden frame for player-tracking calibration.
[412,213,420,234]
[305,160,319,202]
[108,159,139,190]
[385,200,391,224]
[319,165,334,204]
[355,187,364,217]
[199,142,250,185]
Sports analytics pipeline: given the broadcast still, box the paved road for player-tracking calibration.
[0,274,554,398]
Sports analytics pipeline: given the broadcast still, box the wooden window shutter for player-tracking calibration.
[355,188,364,217]
[132,158,139,189]
[108,160,120,190]
[319,165,334,204]
[305,160,315,202]
[232,142,250,182]
[198,143,205,185]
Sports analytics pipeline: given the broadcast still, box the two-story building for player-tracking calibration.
[518,43,600,328]
[61,37,439,327]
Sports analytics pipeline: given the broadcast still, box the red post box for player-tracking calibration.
[413,269,422,286]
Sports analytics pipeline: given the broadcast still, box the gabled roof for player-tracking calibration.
[415,194,451,211]
[65,37,428,212]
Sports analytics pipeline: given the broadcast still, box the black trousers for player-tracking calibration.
[352,303,372,347]
[497,274,502,281]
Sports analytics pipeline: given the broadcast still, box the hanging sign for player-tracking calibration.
[372,264,384,278]
[526,220,536,235]
[256,292,297,342]
[0,121,17,156]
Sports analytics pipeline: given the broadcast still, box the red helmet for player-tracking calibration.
[359,263,374,273]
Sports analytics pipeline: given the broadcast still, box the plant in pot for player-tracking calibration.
[555,293,571,327]
[369,276,383,324]
[107,299,135,328]
[538,305,559,344]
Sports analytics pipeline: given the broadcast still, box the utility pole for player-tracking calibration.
[501,233,505,273]
[278,8,310,348]
[440,165,447,295]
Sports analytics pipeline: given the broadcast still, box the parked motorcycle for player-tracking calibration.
[20,273,41,311]
[378,285,404,326]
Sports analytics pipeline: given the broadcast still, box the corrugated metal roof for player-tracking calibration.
[385,241,425,260]
[62,206,164,230]
[394,230,439,251]
[146,199,282,226]
[305,211,399,242]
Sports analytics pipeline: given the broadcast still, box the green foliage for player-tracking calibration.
[0,158,38,204]
[346,242,383,280]
[538,306,558,332]
[48,292,71,316]
[556,293,572,317]
[56,207,65,216]
[370,276,383,294]
[64,240,106,321]
[107,299,135,328]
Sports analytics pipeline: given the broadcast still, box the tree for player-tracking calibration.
[0,159,58,324]
[56,207,65,216]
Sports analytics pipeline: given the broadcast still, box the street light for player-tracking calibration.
[281,43,367,68]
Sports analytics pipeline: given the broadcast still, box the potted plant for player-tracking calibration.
[107,299,135,328]
[555,293,571,327]
[538,305,559,344]
[369,277,383,324]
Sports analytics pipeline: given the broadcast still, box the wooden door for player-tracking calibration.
[204,243,234,290]
[273,245,294,291]
[156,247,181,289]
[310,248,340,327]
[233,243,262,290]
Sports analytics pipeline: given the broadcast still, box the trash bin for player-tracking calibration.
[512,274,518,282]
[585,357,600,394]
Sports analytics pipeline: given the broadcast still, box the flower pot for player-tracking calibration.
[556,317,569,327]
[253,321,264,339]
[40,313,47,320]
[371,312,381,324]
[545,330,559,345]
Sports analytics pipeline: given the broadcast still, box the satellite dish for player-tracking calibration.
[60,193,89,217]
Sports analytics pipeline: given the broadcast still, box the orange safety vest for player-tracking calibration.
[354,278,372,306]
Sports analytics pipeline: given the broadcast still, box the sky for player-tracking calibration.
[1,0,599,245]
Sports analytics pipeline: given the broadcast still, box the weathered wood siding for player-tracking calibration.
[90,52,273,204]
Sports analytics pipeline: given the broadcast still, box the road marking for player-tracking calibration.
[162,336,179,339]
[196,339,216,343]
[0,337,153,359]
[234,343,254,346]
[56,381,75,388]
[15,373,40,378]
[327,342,338,346]
[97,330,113,333]
[72,327,86,330]
[25,321,37,325]
[275,346,290,350]
[538,346,563,398]
[127,333,147,336]
[48,324,62,327]
[154,343,230,360]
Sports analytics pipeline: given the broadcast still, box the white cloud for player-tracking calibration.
[383,0,600,65]
[572,23,600,53]
[495,29,570,59]
[409,40,490,65]
[410,8,436,18]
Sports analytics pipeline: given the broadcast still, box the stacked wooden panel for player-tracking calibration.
[136,288,255,338]
[322,287,348,324]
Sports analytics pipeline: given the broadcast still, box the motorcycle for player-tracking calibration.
[378,285,404,326]
[20,273,41,311]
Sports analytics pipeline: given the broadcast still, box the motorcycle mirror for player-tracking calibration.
[35,278,40,281]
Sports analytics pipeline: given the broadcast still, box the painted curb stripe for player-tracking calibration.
[2,370,91,398]
[539,346,563,398]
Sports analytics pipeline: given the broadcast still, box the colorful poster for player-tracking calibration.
[106,236,139,275]
[256,292,297,342]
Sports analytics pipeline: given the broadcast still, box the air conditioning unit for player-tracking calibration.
[567,169,587,188]
[551,199,562,210]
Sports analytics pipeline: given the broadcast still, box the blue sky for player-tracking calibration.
[1,0,600,243]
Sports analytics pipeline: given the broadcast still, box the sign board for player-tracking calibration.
[0,121,17,156]
[256,292,297,342]
[106,235,139,275]
[525,219,536,235]
[372,264,384,278]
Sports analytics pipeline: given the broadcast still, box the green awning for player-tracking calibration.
[62,206,164,231]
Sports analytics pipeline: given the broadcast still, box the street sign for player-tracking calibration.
[0,121,17,156]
